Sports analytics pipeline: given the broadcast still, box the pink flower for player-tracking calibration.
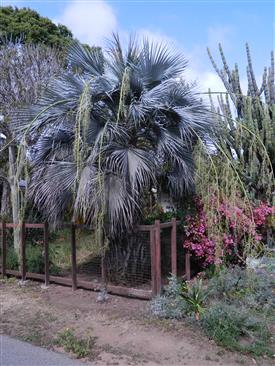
[182,198,274,267]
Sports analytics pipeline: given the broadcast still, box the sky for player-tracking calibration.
[1,0,274,94]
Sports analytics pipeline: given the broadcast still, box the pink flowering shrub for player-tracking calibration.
[253,202,274,226]
[183,198,274,267]
[183,201,216,266]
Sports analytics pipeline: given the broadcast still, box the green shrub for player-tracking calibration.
[151,275,208,319]
[6,247,19,270]
[151,275,188,319]
[55,328,94,359]
[152,269,274,357]
[26,245,44,273]
[207,266,275,311]
[26,244,62,275]
[201,302,272,356]
[181,279,208,320]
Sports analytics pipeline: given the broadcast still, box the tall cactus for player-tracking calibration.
[207,44,275,203]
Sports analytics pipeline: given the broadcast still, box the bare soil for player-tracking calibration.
[0,279,272,366]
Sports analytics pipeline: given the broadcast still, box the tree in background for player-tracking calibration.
[0,6,73,49]
[0,40,63,252]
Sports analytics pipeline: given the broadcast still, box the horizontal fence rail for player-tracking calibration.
[0,219,191,299]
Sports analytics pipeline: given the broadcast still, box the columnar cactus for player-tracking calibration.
[207,44,275,203]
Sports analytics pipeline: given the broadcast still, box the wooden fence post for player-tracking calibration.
[1,221,7,277]
[71,223,77,291]
[185,250,191,281]
[171,218,177,276]
[101,229,107,289]
[150,228,157,296]
[154,220,161,294]
[20,221,26,281]
[44,222,49,286]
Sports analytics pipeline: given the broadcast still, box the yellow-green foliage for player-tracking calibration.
[49,228,100,270]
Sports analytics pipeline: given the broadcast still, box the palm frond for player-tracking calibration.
[29,162,76,225]
[68,41,105,76]
[138,39,187,87]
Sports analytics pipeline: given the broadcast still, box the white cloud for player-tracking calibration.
[136,28,176,46]
[55,0,118,46]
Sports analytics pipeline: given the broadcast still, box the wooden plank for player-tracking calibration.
[25,223,45,229]
[76,280,152,299]
[0,223,44,229]
[5,269,21,277]
[1,221,7,277]
[154,220,161,294]
[4,270,73,285]
[135,224,154,231]
[107,284,152,299]
[4,269,44,280]
[171,217,177,275]
[71,223,77,290]
[44,222,49,286]
[159,221,172,229]
[3,270,152,299]
[185,250,191,281]
[20,221,26,281]
[150,228,157,296]
[6,223,19,229]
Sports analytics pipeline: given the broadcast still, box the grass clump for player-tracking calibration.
[55,328,95,359]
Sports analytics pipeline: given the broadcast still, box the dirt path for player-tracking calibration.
[0,279,271,366]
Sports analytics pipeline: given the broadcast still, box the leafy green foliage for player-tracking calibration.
[6,247,19,270]
[152,268,274,357]
[49,228,99,272]
[201,303,272,356]
[25,245,44,273]
[142,203,185,224]
[0,6,73,49]
[207,266,275,312]
[55,328,95,359]
[181,279,208,319]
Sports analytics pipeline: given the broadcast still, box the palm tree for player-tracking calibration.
[13,34,212,239]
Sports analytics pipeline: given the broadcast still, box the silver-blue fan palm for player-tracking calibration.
[14,34,213,237]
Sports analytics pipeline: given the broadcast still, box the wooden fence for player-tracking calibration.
[0,219,191,300]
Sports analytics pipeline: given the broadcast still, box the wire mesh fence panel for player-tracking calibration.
[25,227,44,275]
[48,226,73,278]
[105,230,151,290]
[75,227,102,288]
[176,226,186,278]
[2,227,18,272]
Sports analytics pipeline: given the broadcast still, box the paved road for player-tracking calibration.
[0,336,90,366]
